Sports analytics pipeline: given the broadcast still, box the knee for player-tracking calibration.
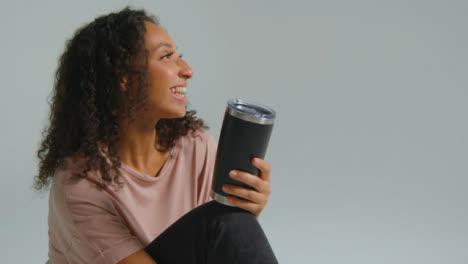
[200,201,255,221]
[200,202,260,234]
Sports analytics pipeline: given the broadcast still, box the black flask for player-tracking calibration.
[212,99,276,206]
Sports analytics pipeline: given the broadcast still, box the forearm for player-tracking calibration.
[117,250,157,264]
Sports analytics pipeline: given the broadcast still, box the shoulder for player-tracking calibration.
[50,155,112,209]
[175,128,218,167]
[180,128,217,150]
[48,156,116,244]
[189,128,216,143]
[49,157,143,263]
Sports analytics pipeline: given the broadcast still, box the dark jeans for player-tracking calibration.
[144,201,278,264]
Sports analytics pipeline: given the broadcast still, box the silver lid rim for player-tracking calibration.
[227,108,275,124]
[227,99,275,125]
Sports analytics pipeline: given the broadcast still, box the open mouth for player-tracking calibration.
[170,87,187,103]
[170,87,186,96]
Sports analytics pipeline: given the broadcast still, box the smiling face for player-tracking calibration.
[140,22,193,120]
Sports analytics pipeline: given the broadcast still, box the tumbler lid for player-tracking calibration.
[227,99,276,125]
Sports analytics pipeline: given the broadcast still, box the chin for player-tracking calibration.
[176,111,186,118]
[169,109,186,119]
[156,104,186,119]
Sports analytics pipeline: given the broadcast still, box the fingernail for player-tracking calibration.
[229,171,237,177]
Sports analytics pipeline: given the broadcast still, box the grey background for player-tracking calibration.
[1,0,467,263]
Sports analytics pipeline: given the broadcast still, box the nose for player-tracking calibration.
[178,59,193,80]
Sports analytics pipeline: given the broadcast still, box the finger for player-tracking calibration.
[222,184,266,204]
[226,196,261,216]
[252,158,271,182]
[229,170,269,193]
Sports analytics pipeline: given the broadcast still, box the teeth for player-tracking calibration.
[170,87,186,94]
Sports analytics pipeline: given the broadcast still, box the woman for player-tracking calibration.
[35,7,278,264]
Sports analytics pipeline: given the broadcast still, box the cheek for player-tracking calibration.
[149,63,178,83]
[147,64,178,99]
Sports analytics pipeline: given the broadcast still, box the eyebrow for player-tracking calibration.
[153,42,178,51]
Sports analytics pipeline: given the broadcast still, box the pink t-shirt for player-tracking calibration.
[47,129,217,264]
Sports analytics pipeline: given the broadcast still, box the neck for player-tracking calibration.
[117,117,168,171]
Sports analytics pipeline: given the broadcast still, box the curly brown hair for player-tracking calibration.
[34,7,207,190]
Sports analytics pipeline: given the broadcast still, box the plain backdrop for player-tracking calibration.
[1,0,467,263]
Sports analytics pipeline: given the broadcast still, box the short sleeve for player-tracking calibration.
[195,129,218,205]
[56,176,143,264]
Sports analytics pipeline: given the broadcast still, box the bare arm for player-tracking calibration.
[117,249,157,264]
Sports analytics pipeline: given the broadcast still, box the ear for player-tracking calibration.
[120,77,127,92]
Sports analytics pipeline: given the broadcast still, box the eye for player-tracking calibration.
[161,52,174,59]
[161,52,184,60]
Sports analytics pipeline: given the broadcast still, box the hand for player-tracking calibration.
[222,158,272,218]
